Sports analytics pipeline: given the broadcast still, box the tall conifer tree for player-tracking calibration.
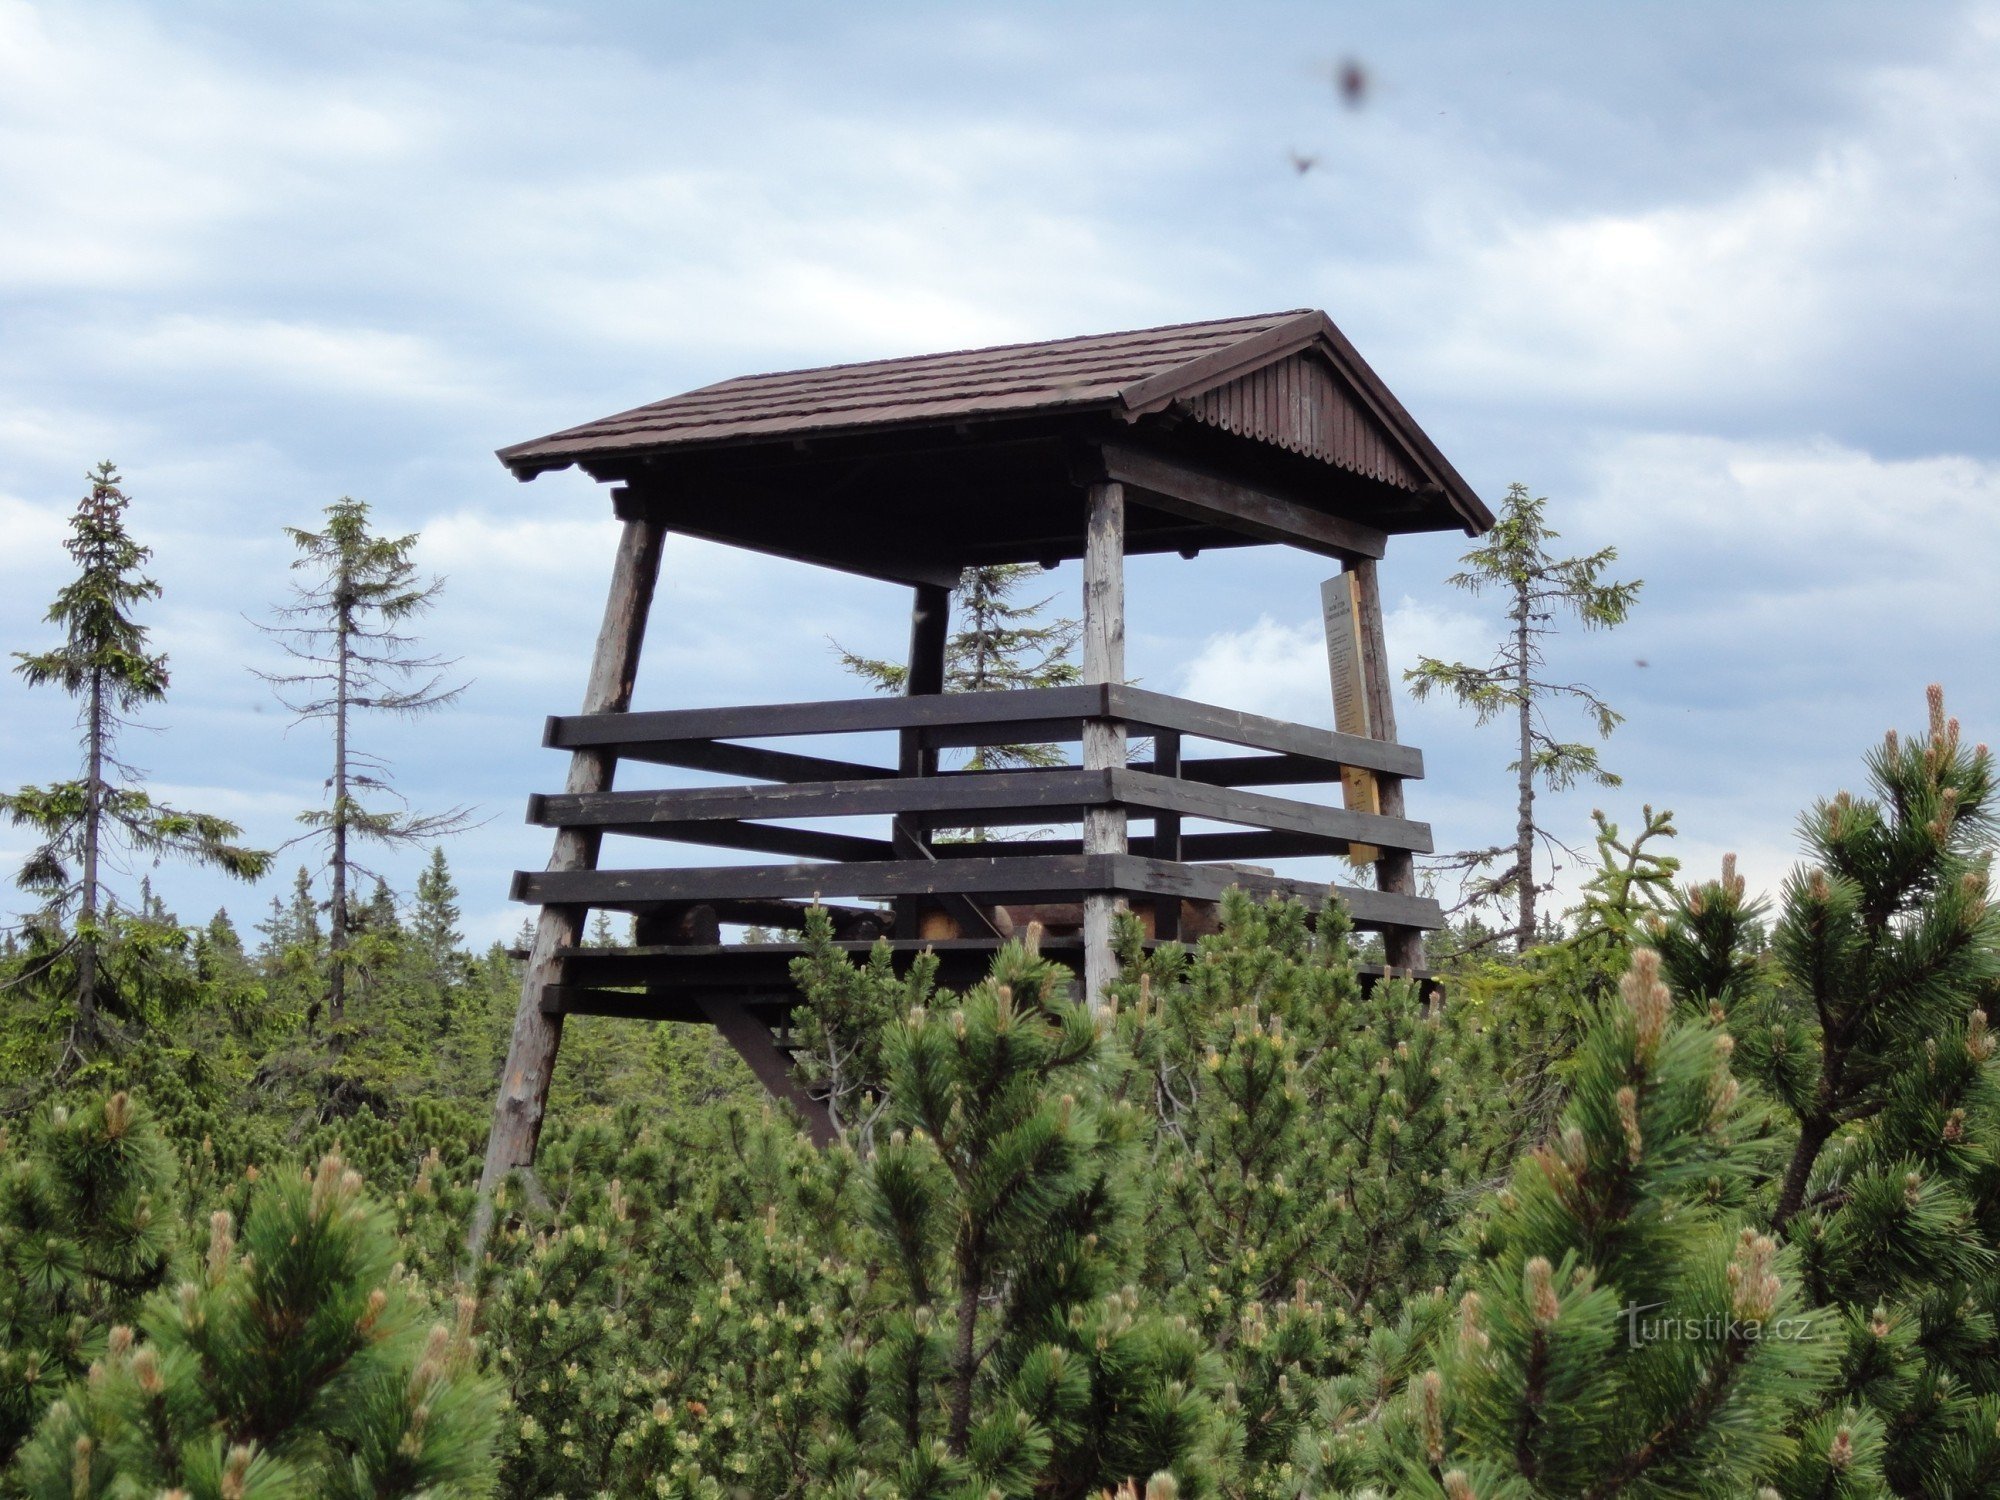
[256,500,471,1029]
[1406,483,1640,949]
[2,464,268,1063]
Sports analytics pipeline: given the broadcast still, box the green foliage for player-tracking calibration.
[1310,689,2000,1499]
[4,519,1995,1500]
[1311,946,1830,1497]
[474,1106,860,1497]
[1457,806,1683,1136]
[832,936,1212,1490]
[1652,687,2000,1495]
[11,1149,500,1498]
[1109,891,1509,1485]
[0,1093,178,1464]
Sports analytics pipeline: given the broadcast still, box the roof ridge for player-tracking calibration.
[696,310,1312,390]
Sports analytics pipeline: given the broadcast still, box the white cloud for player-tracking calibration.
[0,493,68,574]
[1177,596,1494,726]
[115,316,482,406]
[0,2,438,293]
[1366,7,2000,411]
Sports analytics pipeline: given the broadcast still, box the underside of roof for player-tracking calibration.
[498,311,1490,577]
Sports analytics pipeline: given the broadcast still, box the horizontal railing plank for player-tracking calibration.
[513,855,1442,931]
[530,767,1431,855]
[545,685,1423,779]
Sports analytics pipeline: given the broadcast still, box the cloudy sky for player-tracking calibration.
[2,0,1995,943]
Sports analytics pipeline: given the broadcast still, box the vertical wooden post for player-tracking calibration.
[469,508,666,1260]
[1081,481,1127,1009]
[894,582,951,939]
[1150,728,1182,940]
[1341,558,1426,974]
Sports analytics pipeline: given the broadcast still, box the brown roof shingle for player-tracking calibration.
[499,311,1310,468]
[497,310,1490,534]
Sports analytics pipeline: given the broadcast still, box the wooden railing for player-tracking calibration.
[513,684,1442,939]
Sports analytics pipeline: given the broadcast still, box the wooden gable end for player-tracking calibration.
[1180,351,1425,491]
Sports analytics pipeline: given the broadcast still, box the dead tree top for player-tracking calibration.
[497,310,1490,584]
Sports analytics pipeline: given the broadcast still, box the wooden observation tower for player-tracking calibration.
[479,309,1491,1186]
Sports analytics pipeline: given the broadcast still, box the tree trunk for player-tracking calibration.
[946,1242,984,1455]
[1771,1111,1836,1231]
[75,665,105,1053]
[329,592,351,1029]
[1514,590,1536,951]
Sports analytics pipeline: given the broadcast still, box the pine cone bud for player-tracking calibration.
[1457,1291,1489,1356]
[1969,1010,1994,1062]
[1616,1087,1643,1164]
[1419,1369,1445,1463]
[1621,949,1671,1061]
[207,1211,235,1288]
[1525,1257,1560,1327]
[221,1446,253,1500]
[1727,1229,1781,1322]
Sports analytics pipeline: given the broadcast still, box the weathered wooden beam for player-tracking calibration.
[1343,558,1426,973]
[612,738,885,784]
[1110,686,1424,777]
[931,830,1370,863]
[529,768,1113,829]
[1150,728,1183,939]
[548,685,1106,747]
[1095,441,1388,562]
[699,996,836,1147]
[517,854,1116,906]
[1081,481,1127,1009]
[548,684,1424,778]
[1322,572,1383,863]
[896,582,962,938]
[1105,854,1444,933]
[1138,753,1341,787]
[473,512,666,1260]
[599,819,892,862]
[528,769,1432,854]
[519,854,1444,932]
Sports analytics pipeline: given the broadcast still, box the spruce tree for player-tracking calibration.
[1406,483,1641,949]
[256,500,472,1030]
[411,848,463,972]
[2,464,269,1065]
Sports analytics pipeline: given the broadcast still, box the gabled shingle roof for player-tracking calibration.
[498,310,1489,533]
